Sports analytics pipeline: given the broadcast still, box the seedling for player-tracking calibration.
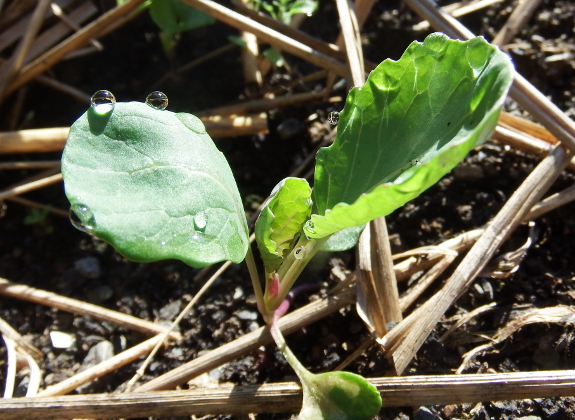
[62,33,513,419]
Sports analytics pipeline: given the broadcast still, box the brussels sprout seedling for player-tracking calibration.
[63,33,513,419]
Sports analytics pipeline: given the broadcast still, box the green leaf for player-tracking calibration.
[320,224,365,252]
[149,0,215,34]
[255,178,312,273]
[62,102,249,268]
[299,371,382,420]
[262,48,284,67]
[305,33,513,239]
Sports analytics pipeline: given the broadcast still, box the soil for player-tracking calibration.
[1,0,575,419]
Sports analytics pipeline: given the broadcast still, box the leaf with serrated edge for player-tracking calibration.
[305,33,513,239]
[62,102,249,268]
[255,177,312,273]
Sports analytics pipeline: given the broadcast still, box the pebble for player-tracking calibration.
[74,257,101,279]
[414,406,441,420]
[78,340,114,372]
[237,310,258,321]
[158,300,182,320]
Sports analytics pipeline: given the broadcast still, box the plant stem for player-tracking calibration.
[245,244,267,319]
[267,235,329,312]
[269,317,312,383]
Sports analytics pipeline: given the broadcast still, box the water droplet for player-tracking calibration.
[145,91,168,110]
[91,90,115,114]
[160,241,166,246]
[176,113,206,134]
[294,246,305,260]
[69,204,95,233]
[327,111,340,125]
[194,212,208,231]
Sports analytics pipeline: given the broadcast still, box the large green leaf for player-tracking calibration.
[305,33,513,239]
[255,177,312,273]
[62,102,249,268]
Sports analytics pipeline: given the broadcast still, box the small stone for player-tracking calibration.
[233,286,244,300]
[453,164,484,180]
[237,310,258,321]
[90,285,114,303]
[158,300,182,320]
[277,118,302,139]
[414,406,440,420]
[78,340,114,372]
[516,416,542,420]
[74,257,101,279]
[50,331,76,349]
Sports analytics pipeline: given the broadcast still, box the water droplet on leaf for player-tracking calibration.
[69,204,95,233]
[194,212,208,231]
[176,113,206,134]
[294,246,305,260]
[91,90,115,114]
[327,111,340,125]
[145,91,168,110]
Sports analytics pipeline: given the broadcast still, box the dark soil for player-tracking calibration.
[1,0,575,419]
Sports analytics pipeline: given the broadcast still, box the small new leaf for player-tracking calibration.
[255,178,312,273]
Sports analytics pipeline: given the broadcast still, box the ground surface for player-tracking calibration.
[1,0,575,419]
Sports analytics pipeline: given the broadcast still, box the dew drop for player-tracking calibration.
[91,90,115,114]
[176,113,206,134]
[327,111,340,125]
[194,211,208,231]
[69,204,95,233]
[294,246,305,260]
[160,241,166,246]
[145,91,168,110]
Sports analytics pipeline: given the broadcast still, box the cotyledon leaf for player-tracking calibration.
[62,101,249,268]
[305,33,513,239]
[255,177,312,273]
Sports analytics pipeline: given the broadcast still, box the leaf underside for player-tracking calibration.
[62,102,249,268]
[255,177,312,273]
[305,33,514,239]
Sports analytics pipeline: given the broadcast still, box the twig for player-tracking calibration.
[0,160,61,170]
[0,114,267,155]
[0,0,51,101]
[149,43,237,92]
[37,336,164,397]
[0,173,63,200]
[50,3,103,51]
[6,196,69,218]
[492,0,544,46]
[179,0,347,77]
[134,287,356,391]
[332,337,374,371]
[0,317,43,362]
[379,144,570,374]
[440,302,498,342]
[398,254,457,312]
[5,370,575,418]
[2,336,17,398]
[0,278,181,340]
[195,91,328,117]
[499,111,559,145]
[0,127,70,154]
[414,0,505,31]
[6,0,148,96]
[35,74,91,104]
[124,261,233,391]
